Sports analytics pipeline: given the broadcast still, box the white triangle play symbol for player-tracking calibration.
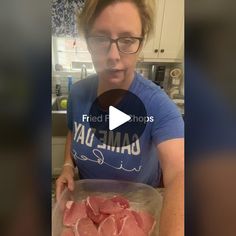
[109,106,131,131]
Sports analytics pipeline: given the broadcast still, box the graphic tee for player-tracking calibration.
[67,73,184,187]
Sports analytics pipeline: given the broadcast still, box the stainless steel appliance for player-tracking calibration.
[150,65,166,88]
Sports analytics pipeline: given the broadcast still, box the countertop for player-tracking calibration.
[52,93,184,115]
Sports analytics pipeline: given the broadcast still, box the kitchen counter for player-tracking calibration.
[52,97,184,115]
[172,98,184,116]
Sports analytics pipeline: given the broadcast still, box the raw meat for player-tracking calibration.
[110,195,130,209]
[63,201,87,227]
[99,199,124,214]
[113,209,136,233]
[118,215,146,236]
[86,196,109,224]
[99,195,130,215]
[86,203,108,224]
[61,195,157,236]
[98,215,118,236]
[138,211,156,235]
[85,196,108,224]
[86,196,106,215]
[131,210,144,228]
[60,228,74,236]
[75,217,99,236]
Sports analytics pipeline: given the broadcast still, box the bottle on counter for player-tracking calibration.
[140,69,144,77]
[67,75,73,93]
[80,64,87,80]
[55,78,61,96]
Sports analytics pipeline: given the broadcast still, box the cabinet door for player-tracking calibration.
[158,0,184,60]
[140,0,164,61]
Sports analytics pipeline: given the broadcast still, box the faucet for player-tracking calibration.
[80,64,87,80]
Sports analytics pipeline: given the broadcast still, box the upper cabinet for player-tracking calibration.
[140,0,184,62]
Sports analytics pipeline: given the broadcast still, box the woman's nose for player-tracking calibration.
[106,42,121,61]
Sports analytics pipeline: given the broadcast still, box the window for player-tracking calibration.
[52,36,93,72]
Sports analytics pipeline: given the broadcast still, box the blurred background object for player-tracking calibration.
[80,64,87,80]
[168,68,183,99]
[186,0,236,235]
[55,63,63,71]
[0,0,51,235]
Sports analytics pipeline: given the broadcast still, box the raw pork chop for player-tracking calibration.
[60,228,74,236]
[136,211,156,235]
[75,217,99,236]
[98,215,118,236]
[118,215,146,236]
[113,209,136,233]
[85,196,108,224]
[100,199,124,214]
[131,210,144,228]
[63,201,87,226]
[60,195,157,236]
[99,195,130,215]
[86,196,106,215]
[110,195,130,209]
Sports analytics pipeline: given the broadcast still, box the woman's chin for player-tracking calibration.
[105,76,125,87]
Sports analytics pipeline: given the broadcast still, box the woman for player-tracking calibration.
[56,1,184,235]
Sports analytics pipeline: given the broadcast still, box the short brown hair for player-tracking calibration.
[77,0,155,41]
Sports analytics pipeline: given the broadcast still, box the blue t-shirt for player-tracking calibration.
[67,73,184,187]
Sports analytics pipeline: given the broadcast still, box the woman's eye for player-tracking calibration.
[120,38,135,44]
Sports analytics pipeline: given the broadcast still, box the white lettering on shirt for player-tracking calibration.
[73,122,141,155]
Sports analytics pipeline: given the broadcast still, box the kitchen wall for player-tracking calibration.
[52,69,95,95]
[51,62,183,95]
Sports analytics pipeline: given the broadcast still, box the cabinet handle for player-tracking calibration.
[154,49,158,53]
[160,49,164,53]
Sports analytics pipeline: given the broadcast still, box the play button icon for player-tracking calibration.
[109,106,131,130]
[89,89,147,147]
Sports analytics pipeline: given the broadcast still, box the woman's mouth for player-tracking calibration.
[106,69,124,77]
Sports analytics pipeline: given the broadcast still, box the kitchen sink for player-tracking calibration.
[52,95,68,111]
[52,95,68,136]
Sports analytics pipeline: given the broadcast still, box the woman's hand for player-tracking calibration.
[55,166,75,202]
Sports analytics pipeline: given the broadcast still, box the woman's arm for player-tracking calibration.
[157,138,184,236]
[55,131,75,201]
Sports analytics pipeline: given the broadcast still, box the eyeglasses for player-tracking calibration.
[87,36,143,54]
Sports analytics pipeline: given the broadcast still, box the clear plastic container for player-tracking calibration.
[52,179,163,236]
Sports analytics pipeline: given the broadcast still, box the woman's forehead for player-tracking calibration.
[90,2,142,36]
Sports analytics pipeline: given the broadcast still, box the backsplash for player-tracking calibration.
[136,61,182,82]
[52,70,95,94]
[51,62,183,95]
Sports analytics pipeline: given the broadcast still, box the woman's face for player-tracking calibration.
[88,2,142,86]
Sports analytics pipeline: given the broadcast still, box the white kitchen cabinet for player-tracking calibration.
[141,0,184,62]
